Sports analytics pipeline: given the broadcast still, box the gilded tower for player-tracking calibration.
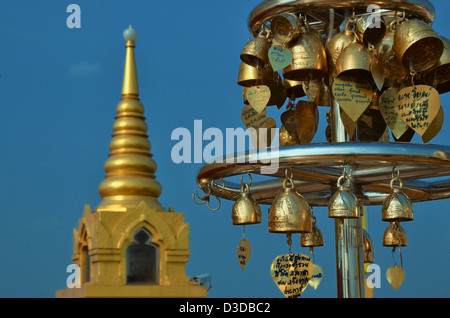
[56,26,207,298]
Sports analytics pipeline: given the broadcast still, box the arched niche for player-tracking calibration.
[126,227,159,284]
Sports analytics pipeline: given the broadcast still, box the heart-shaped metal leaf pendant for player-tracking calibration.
[379,87,409,139]
[270,254,313,298]
[247,85,271,114]
[241,105,267,129]
[268,45,293,71]
[332,75,373,122]
[237,239,251,271]
[386,266,405,291]
[395,85,440,136]
[308,264,323,290]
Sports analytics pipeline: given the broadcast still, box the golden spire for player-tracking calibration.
[97,25,162,211]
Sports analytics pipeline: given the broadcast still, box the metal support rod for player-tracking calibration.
[331,90,365,298]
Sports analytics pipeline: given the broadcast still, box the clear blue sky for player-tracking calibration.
[0,0,448,298]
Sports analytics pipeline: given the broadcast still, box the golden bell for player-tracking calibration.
[326,28,356,78]
[284,78,306,99]
[422,36,450,86]
[283,25,328,81]
[268,178,312,233]
[328,176,360,218]
[240,33,271,69]
[335,41,373,79]
[383,221,407,247]
[300,215,324,247]
[271,13,300,46]
[355,14,386,46]
[231,183,262,225]
[382,179,414,222]
[394,19,444,73]
[375,25,409,81]
[238,62,274,87]
[363,229,375,263]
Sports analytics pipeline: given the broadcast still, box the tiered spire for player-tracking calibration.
[97,25,162,211]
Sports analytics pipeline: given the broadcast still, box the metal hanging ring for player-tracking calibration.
[390,178,403,190]
[337,175,348,188]
[207,195,221,211]
[283,177,295,190]
[240,172,253,187]
[212,178,225,194]
[241,182,250,194]
[193,185,211,205]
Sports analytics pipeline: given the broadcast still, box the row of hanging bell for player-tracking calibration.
[268,176,312,234]
[363,229,375,264]
[281,16,328,82]
[328,174,360,218]
[300,213,324,252]
[419,35,450,95]
[231,177,262,226]
[326,15,384,90]
[382,173,413,248]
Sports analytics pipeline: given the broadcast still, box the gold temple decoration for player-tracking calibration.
[97,25,162,212]
[57,26,206,298]
[197,0,449,299]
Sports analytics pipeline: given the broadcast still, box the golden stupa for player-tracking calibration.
[56,26,207,298]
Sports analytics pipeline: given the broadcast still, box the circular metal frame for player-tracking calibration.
[196,143,450,206]
[248,0,436,36]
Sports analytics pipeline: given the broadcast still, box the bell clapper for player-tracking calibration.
[309,247,316,264]
[286,232,293,255]
[391,244,404,270]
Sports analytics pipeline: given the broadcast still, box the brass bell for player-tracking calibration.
[283,21,328,81]
[238,62,273,87]
[421,36,450,87]
[300,215,324,248]
[284,78,306,99]
[326,27,356,78]
[268,177,312,233]
[382,178,414,222]
[382,221,407,247]
[328,175,360,218]
[271,13,300,46]
[335,41,373,80]
[240,32,271,69]
[355,14,386,46]
[393,18,444,73]
[363,229,375,263]
[374,23,409,82]
[232,182,262,225]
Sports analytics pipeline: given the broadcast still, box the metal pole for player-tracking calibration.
[331,94,365,298]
